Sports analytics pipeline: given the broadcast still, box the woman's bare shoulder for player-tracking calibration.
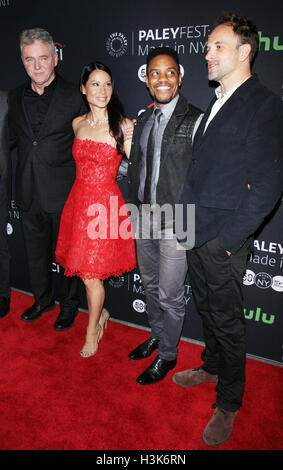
[72,114,87,133]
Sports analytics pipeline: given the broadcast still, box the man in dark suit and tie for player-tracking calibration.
[174,13,283,447]
[0,90,11,319]
[127,47,202,385]
[8,28,86,330]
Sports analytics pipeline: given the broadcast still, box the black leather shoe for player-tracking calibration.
[129,337,159,360]
[21,302,56,322]
[54,307,78,331]
[0,297,10,319]
[136,356,177,385]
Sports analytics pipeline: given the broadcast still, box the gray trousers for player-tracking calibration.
[135,210,188,360]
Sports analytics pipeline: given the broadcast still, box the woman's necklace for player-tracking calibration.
[86,115,108,128]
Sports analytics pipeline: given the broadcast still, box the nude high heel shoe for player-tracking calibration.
[80,324,101,358]
[98,308,110,342]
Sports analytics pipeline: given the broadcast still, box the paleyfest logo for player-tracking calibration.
[106,32,128,58]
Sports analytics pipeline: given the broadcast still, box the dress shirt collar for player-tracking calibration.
[215,76,251,101]
[26,75,57,96]
[153,93,179,119]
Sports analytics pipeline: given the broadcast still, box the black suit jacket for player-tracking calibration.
[179,75,283,254]
[8,75,86,212]
[0,90,11,201]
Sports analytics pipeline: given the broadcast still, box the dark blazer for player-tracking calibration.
[179,75,283,254]
[8,75,86,212]
[128,93,202,210]
[0,90,11,201]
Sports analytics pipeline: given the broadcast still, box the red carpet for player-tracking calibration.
[0,290,282,451]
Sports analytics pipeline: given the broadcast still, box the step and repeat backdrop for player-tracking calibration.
[1,0,282,363]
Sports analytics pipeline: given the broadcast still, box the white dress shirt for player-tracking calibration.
[204,78,250,133]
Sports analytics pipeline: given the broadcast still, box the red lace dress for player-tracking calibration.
[55,139,136,280]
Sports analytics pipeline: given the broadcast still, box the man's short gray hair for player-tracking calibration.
[20,28,56,55]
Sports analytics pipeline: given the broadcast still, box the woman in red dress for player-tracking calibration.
[56,62,136,357]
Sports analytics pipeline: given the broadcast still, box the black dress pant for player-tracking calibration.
[20,198,80,310]
[0,179,10,299]
[186,237,250,412]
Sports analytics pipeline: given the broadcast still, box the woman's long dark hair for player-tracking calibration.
[80,61,125,155]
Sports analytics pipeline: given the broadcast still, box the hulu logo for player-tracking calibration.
[244,307,275,324]
[258,31,283,51]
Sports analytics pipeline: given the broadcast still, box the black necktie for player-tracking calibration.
[143,108,162,204]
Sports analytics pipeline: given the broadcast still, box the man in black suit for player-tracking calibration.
[0,90,11,319]
[127,47,202,385]
[174,13,283,447]
[8,28,86,330]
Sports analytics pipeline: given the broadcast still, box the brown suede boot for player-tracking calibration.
[202,405,238,447]
[172,366,218,387]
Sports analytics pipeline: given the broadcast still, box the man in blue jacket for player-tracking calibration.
[174,13,283,447]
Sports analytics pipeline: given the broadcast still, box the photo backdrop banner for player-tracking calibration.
[1,0,282,363]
